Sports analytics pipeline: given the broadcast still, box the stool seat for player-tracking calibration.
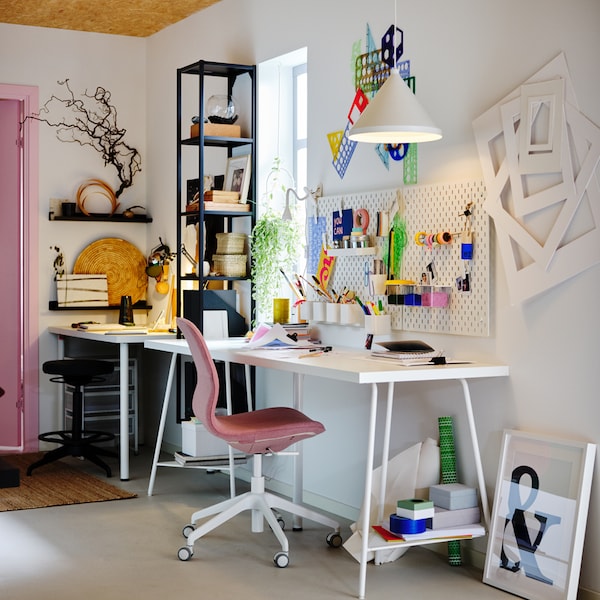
[28,359,117,477]
[43,359,114,385]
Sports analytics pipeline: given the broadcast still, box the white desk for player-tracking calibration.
[48,326,175,480]
[145,337,509,599]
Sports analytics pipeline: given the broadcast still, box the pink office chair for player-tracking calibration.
[176,317,342,567]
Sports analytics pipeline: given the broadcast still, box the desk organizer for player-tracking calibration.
[363,314,391,335]
[387,284,450,307]
[305,301,365,326]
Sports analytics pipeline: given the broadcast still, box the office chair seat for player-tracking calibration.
[175,317,341,568]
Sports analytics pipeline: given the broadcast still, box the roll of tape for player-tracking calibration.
[436,231,452,244]
[414,231,426,246]
[354,208,370,235]
[389,514,427,535]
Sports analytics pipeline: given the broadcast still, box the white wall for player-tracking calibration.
[145,0,600,595]
[0,24,148,435]
[0,0,598,594]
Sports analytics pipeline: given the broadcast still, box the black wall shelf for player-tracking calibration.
[49,301,151,311]
[49,213,152,223]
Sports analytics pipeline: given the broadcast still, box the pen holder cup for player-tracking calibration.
[326,303,340,323]
[340,304,364,326]
[311,302,326,322]
[363,314,391,335]
[301,301,314,321]
[272,298,290,324]
[369,273,388,296]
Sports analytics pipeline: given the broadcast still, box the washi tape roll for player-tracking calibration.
[414,231,426,246]
[436,231,452,244]
[389,514,426,535]
[353,208,370,235]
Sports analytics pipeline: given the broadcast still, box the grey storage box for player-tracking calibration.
[429,483,478,510]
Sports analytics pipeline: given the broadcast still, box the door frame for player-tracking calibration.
[0,84,39,451]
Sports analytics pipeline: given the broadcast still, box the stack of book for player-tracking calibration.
[174,451,247,467]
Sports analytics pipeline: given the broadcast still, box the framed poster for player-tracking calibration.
[483,430,596,600]
[225,154,251,202]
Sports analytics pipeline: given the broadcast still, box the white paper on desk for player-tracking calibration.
[247,323,302,348]
[343,438,440,565]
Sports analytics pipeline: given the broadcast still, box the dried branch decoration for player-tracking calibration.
[32,79,141,198]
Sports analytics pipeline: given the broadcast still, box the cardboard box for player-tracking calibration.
[204,190,240,203]
[429,483,478,510]
[181,420,230,458]
[190,122,241,138]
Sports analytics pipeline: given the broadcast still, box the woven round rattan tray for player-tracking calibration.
[73,238,147,305]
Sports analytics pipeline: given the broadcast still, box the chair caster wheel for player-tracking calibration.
[274,551,289,568]
[178,546,193,561]
[277,517,286,530]
[182,524,195,538]
[326,532,343,548]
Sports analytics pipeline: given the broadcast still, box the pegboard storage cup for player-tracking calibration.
[340,303,364,326]
[301,301,314,321]
[364,314,391,336]
[312,302,326,322]
[326,303,340,323]
[369,273,387,296]
[420,286,451,308]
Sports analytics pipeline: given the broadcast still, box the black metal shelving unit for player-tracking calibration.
[176,60,256,333]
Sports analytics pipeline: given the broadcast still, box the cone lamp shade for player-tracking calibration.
[348,69,442,144]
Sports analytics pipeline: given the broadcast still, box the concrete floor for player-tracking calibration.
[0,448,511,600]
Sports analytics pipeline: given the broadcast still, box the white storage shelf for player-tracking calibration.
[64,357,138,451]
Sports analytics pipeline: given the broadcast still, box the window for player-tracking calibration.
[257,48,307,215]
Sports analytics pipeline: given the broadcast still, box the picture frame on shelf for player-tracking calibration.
[483,429,596,600]
[186,178,200,206]
[225,154,251,203]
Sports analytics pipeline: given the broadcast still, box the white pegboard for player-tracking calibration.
[309,181,489,337]
[401,181,489,337]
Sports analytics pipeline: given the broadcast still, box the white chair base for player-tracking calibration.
[178,454,342,567]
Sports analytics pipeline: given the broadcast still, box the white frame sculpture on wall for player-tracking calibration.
[473,53,600,304]
[483,429,596,600]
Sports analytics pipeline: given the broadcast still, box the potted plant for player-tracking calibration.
[250,159,302,323]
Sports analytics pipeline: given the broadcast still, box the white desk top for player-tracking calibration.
[49,325,176,344]
[144,338,509,385]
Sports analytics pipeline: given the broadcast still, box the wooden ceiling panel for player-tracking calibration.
[0,0,221,37]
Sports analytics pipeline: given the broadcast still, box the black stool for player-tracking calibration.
[27,359,117,477]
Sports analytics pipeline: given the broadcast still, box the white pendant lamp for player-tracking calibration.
[348,68,442,144]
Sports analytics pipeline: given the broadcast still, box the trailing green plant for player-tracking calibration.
[250,208,301,323]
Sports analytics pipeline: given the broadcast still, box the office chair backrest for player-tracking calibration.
[176,317,222,439]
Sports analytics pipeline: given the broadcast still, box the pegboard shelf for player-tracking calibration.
[327,247,376,256]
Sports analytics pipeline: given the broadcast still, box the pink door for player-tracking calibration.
[0,98,22,447]
[0,85,39,451]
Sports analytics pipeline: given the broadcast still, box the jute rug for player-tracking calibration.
[0,453,137,511]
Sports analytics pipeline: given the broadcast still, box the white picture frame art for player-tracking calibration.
[224,154,251,203]
[483,430,596,600]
